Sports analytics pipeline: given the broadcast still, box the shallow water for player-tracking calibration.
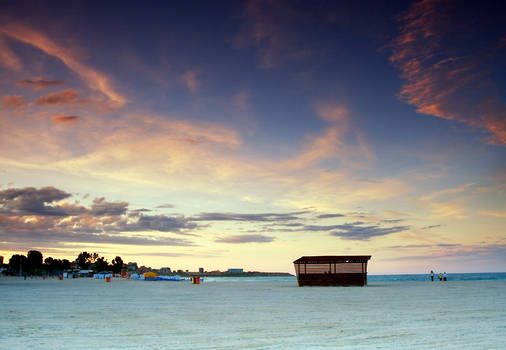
[1,277,505,349]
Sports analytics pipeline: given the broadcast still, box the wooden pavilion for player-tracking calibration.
[293,255,371,286]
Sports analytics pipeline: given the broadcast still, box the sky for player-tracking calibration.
[0,0,505,274]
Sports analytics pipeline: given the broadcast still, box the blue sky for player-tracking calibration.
[0,0,505,273]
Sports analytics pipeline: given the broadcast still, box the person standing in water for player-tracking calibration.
[430,270,434,281]
[443,272,447,281]
[438,273,443,281]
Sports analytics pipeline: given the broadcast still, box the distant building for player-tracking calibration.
[138,265,151,274]
[199,267,204,274]
[160,267,171,274]
[127,262,138,273]
[227,268,243,274]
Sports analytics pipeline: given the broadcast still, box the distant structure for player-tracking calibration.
[0,256,3,265]
[199,267,204,274]
[127,262,138,274]
[160,267,171,274]
[228,268,243,274]
[293,256,371,286]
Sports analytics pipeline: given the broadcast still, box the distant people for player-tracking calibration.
[438,273,443,281]
[430,270,434,281]
[443,272,447,281]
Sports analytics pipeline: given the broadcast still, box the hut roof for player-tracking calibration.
[293,256,371,264]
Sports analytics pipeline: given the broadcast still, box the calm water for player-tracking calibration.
[1,274,505,349]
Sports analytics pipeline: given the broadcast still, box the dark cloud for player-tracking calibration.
[191,211,307,222]
[382,219,404,223]
[330,223,410,240]
[129,208,152,214]
[387,244,433,249]
[155,203,175,209]
[0,230,193,247]
[304,222,364,231]
[316,213,345,219]
[421,224,441,230]
[35,89,79,106]
[17,78,64,90]
[0,186,73,216]
[121,214,198,233]
[215,234,275,243]
[90,197,129,216]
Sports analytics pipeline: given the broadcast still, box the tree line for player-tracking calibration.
[4,250,124,276]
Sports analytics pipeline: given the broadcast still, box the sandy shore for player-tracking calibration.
[0,277,504,349]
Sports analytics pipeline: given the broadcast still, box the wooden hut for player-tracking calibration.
[293,256,371,286]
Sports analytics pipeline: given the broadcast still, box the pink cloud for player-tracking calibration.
[0,22,127,108]
[36,89,79,106]
[316,104,349,123]
[181,69,201,92]
[17,78,64,90]
[390,0,506,144]
[2,95,26,109]
[0,36,22,71]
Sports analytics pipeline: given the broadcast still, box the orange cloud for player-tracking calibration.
[0,22,126,108]
[2,95,26,109]
[390,0,506,144]
[36,89,79,106]
[52,115,79,124]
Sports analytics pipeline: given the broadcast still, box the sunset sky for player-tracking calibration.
[1,0,505,274]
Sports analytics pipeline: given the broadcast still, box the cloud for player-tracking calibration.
[36,89,79,106]
[0,228,193,247]
[89,197,129,216]
[233,1,314,68]
[0,186,74,216]
[316,105,349,123]
[122,214,198,233]
[383,244,506,263]
[0,22,126,108]
[420,183,474,201]
[215,234,275,243]
[477,210,506,218]
[52,115,79,124]
[389,0,506,144]
[191,211,307,222]
[155,204,175,209]
[234,90,249,111]
[421,224,441,230]
[0,186,198,237]
[0,36,22,71]
[330,222,410,240]
[181,69,201,92]
[2,95,26,109]
[17,78,64,90]
[316,213,344,219]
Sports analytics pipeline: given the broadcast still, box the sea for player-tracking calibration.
[1,273,505,349]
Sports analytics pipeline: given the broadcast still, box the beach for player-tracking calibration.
[0,277,505,349]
